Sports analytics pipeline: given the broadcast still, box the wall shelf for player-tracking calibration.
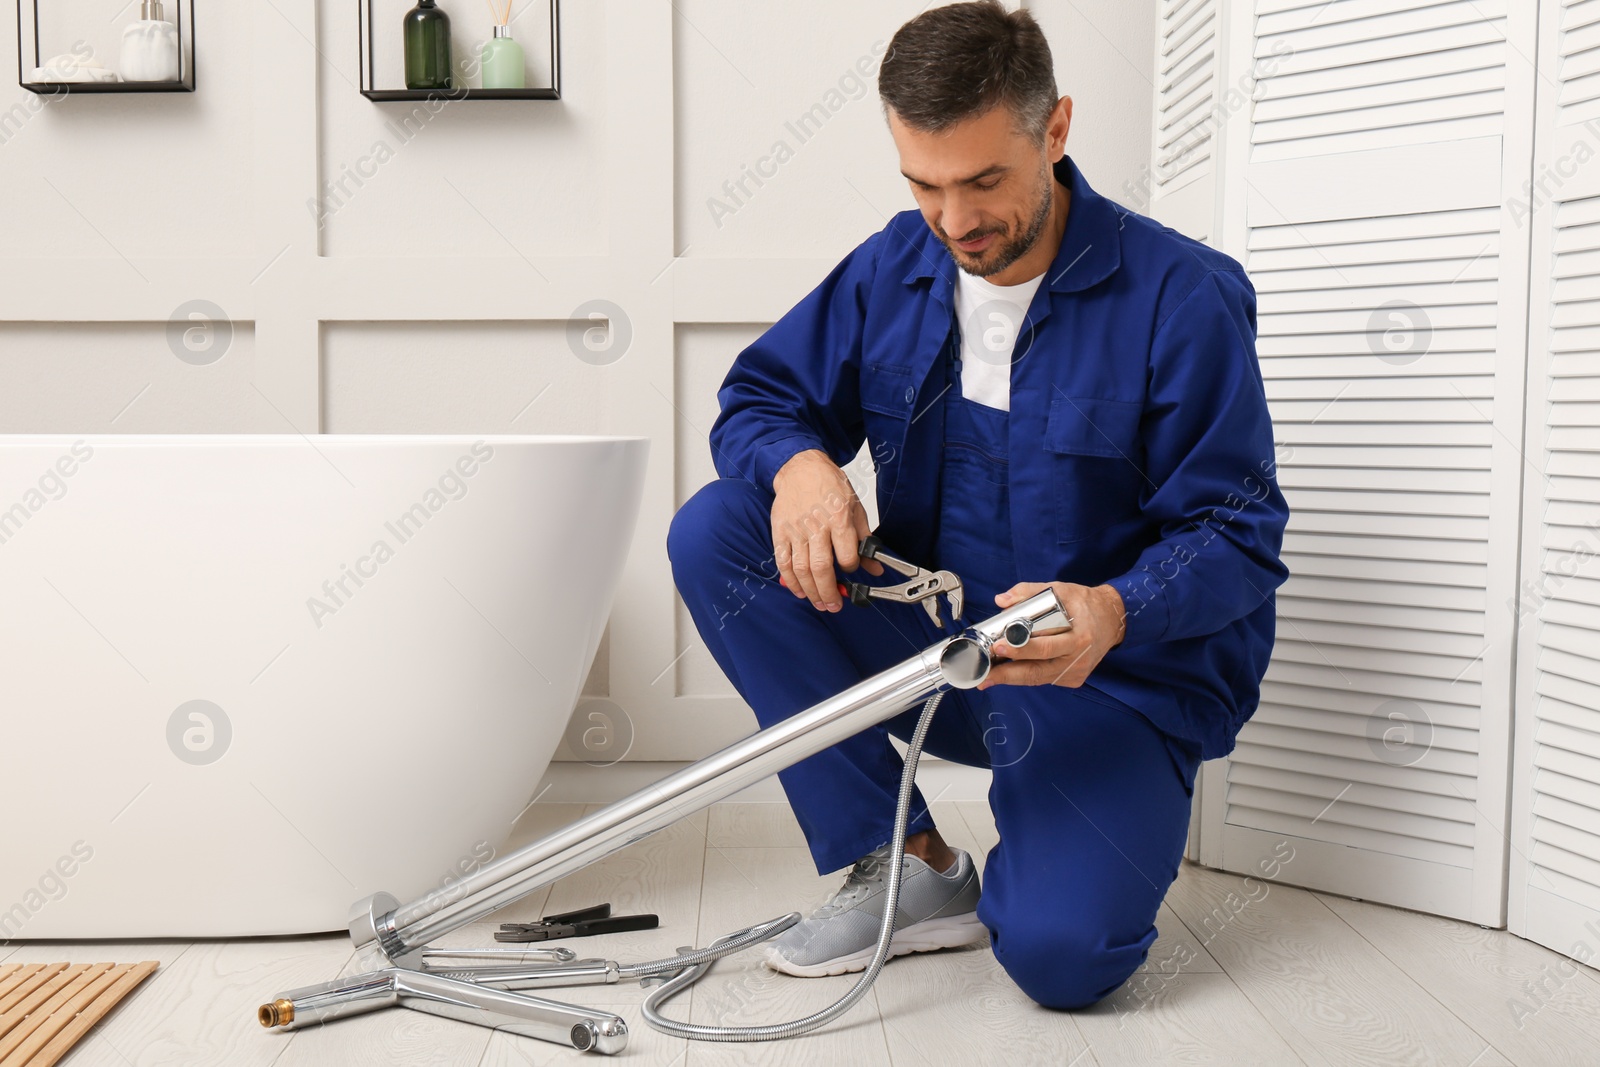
[16,0,195,94]
[359,0,559,102]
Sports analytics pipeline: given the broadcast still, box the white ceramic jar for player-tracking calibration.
[119,0,179,82]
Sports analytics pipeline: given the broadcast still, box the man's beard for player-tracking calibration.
[939,164,1055,278]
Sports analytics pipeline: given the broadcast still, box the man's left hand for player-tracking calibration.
[977,582,1126,690]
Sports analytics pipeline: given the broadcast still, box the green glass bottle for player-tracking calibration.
[403,0,451,91]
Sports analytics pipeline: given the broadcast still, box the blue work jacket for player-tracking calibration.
[708,155,1290,761]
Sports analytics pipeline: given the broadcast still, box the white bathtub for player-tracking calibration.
[0,435,647,938]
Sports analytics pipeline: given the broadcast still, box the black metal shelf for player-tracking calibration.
[16,0,196,94]
[359,0,560,102]
[361,85,559,102]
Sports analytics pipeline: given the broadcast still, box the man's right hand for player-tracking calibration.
[770,449,883,611]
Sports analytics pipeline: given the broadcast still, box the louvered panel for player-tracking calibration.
[1551,461,1600,496]
[1269,615,1484,658]
[1530,832,1600,889]
[1276,594,1484,636]
[1284,529,1489,562]
[1274,421,1492,446]
[1224,740,1477,865]
[1552,352,1600,376]
[1250,0,1508,161]
[1230,762,1474,819]
[1262,679,1483,728]
[1278,466,1486,494]
[1235,721,1479,777]
[1284,512,1485,547]
[1281,574,1481,610]
[1153,0,1219,195]
[1559,0,1600,126]
[1522,190,1600,929]
[1263,658,1483,707]
[1271,637,1482,683]
[1538,672,1600,718]
[1536,575,1600,617]
[1541,646,1600,691]
[1229,200,1502,868]
[1536,736,1600,811]
[1225,786,1474,861]
[1283,551,1483,587]
[1531,864,1600,913]
[1270,444,1489,469]
[1544,596,1600,633]
[1543,519,1600,549]
[1267,375,1491,399]
[1282,489,1485,517]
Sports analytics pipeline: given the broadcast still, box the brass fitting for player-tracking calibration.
[258,999,295,1027]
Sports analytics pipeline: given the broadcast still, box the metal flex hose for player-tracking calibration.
[634,689,947,1041]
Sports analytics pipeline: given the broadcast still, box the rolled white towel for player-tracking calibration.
[30,50,119,83]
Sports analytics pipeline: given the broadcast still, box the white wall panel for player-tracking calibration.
[0,0,255,258]
[313,0,607,258]
[672,0,919,260]
[321,321,607,433]
[0,322,264,432]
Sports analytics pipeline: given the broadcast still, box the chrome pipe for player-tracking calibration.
[427,959,622,989]
[421,946,577,967]
[257,968,628,1053]
[349,589,1068,968]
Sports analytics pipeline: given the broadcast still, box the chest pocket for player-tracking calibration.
[1045,395,1145,543]
[860,362,917,418]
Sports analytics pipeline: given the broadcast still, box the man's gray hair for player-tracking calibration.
[878,0,1059,145]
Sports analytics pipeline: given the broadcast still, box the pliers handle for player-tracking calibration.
[781,535,964,629]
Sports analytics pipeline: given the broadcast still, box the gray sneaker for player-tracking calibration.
[764,843,985,977]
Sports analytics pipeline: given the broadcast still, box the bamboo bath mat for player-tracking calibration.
[0,961,157,1067]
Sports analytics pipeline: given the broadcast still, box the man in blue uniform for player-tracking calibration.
[668,0,1289,1009]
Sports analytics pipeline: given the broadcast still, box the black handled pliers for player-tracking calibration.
[494,902,660,943]
[841,535,964,630]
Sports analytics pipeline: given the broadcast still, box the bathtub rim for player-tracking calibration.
[0,433,650,446]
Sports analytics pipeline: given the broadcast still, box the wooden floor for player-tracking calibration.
[5,801,1600,1066]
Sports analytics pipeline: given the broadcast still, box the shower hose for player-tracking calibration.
[620,689,950,1042]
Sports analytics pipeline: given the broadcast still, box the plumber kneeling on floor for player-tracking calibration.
[668,0,1290,1011]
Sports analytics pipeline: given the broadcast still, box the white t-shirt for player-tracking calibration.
[952,267,1046,412]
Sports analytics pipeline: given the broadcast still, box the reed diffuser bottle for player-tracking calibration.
[404,0,452,91]
[480,0,525,90]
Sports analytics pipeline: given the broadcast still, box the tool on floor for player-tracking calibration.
[494,902,660,942]
[257,560,1071,1055]
[778,534,965,628]
[0,960,158,1067]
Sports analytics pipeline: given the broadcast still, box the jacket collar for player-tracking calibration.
[895,154,1123,299]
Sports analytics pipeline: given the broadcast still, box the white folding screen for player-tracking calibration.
[1155,0,1539,926]
[1508,0,1600,965]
